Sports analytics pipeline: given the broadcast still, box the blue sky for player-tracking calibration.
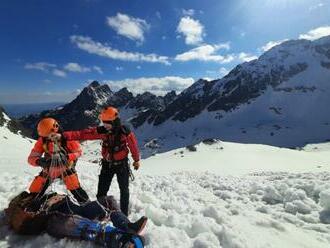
[1,0,330,103]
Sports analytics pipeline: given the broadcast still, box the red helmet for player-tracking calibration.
[99,106,119,122]
[37,118,59,137]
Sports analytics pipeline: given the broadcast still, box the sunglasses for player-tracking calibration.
[51,122,59,132]
[103,120,114,125]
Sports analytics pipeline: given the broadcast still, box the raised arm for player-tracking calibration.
[66,141,82,162]
[63,127,105,141]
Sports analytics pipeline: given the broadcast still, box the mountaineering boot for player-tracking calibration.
[127,216,148,235]
[70,187,90,204]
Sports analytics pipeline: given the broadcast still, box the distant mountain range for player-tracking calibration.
[3,102,64,118]
[15,35,330,157]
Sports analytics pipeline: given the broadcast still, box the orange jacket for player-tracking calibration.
[27,138,82,167]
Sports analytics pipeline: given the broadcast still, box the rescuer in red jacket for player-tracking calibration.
[27,118,90,204]
[53,107,141,216]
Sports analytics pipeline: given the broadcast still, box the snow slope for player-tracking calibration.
[0,120,330,247]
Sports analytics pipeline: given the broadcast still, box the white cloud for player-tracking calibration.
[136,65,142,70]
[299,26,330,40]
[70,35,170,65]
[24,62,56,72]
[201,77,213,81]
[177,16,204,45]
[106,13,150,43]
[25,61,103,76]
[238,52,258,62]
[103,76,195,96]
[261,39,289,52]
[115,66,123,71]
[175,43,233,63]
[64,62,91,73]
[182,9,195,16]
[52,69,67,78]
[219,67,230,77]
[93,66,103,74]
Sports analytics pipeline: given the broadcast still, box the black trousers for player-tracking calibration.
[97,159,129,216]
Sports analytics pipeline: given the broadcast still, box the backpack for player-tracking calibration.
[47,212,145,248]
[5,191,49,235]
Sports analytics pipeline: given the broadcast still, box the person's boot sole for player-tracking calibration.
[136,217,148,235]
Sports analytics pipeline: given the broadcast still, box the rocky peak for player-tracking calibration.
[163,90,177,105]
[114,87,133,100]
[88,80,101,88]
[67,82,113,110]
[128,92,164,110]
[109,87,134,107]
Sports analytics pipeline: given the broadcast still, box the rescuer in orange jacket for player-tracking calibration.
[51,107,140,215]
[27,118,89,204]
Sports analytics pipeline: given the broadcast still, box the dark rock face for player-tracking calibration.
[109,87,134,107]
[153,79,217,125]
[128,92,166,128]
[128,92,165,111]
[202,138,219,145]
[163,91,177,105]
[0,106,6,127]
[208,63,308,112]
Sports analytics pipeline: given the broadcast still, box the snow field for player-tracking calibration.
[1,162,330,247]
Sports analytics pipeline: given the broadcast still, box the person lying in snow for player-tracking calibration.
[5,191,147,247]
[27,117,89,204]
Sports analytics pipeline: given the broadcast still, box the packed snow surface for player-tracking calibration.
[0,124,330,247]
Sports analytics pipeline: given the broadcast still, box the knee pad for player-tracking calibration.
[64,174,80,191]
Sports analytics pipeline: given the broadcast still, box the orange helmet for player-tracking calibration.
[99,106,119,122]
[37,118,59,137]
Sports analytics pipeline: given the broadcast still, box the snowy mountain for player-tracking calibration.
[134,36,330,156]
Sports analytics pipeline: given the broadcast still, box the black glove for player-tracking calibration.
[37,157,51,168]
[97,126,109,134]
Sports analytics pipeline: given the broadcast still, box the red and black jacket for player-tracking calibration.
[62,125,140,162]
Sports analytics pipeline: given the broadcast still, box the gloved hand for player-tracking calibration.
[133,161,140,170]
[36,157,51,168]
[96,126,109,134]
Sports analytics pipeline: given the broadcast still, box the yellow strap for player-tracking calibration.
[42,143,49,153]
